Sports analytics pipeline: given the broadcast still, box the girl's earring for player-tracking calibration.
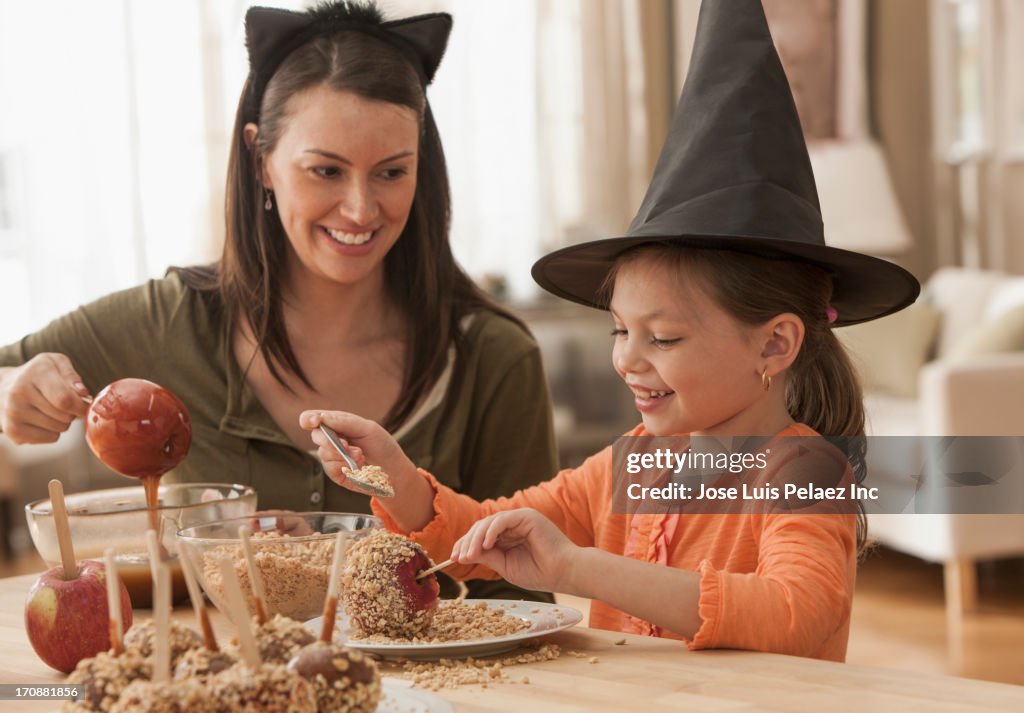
[760,368,771,392]
[264,189,274,212]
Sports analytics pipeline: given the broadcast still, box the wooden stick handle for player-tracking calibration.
[178,546,218,651]
[145,530,162,585]
[152,562,170,682]
[217,557,260,667]
[47,480,77,580]
[104,548,124,655]
[416,558,453,580]
[237,526,268,624]
[320,531,347,643]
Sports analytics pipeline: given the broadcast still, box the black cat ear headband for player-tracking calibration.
[242,1,453,123]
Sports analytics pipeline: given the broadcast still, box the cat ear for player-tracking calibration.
[384,13,453,84]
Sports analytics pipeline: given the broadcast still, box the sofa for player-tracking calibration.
[839,266,1024,633]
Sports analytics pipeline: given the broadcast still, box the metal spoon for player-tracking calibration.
[317,424,394,498]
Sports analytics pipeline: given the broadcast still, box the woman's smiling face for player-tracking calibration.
[259,85,419,289]
[609,256,769,436]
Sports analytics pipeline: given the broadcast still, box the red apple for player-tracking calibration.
[343,531,439,638]
[394,548,440,617]
[25,559,133,673]
[85,378,192,478]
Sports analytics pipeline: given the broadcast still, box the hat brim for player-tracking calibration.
[531,234,921,326]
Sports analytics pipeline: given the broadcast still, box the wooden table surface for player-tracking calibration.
[1,572,1022,712]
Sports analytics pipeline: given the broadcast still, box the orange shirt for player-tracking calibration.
[372,423,857,662]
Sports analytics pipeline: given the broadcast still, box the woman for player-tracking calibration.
[0,1,557,601]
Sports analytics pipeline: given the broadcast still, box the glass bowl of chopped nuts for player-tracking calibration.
[176,512,381,622]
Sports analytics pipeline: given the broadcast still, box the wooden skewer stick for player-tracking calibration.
[145,529,162,586]
[416,558,454,580]
[152,561,171,683]
[237,526,268,624]
[319,531,347,644]
[178,547,218,651]
[217,557,261,667]
[104,548,124,655]
[47,480,78,580]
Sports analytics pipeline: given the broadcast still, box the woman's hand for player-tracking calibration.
[0,354,91,443]
[298,410,436,532]
[249,510,315,537]
[450,508,579,593]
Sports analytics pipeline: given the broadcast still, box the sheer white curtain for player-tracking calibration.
[0,0,300,346]
[385,0,547,300]
[385,0,667,300]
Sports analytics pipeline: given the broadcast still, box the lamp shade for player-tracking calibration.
[808,139,913,255]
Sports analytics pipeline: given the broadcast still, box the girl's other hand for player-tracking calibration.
[0,353,91,444]
[450,508,579,593]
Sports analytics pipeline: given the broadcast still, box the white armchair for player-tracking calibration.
[842,267,1024,634]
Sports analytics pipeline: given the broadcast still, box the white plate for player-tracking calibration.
[379,677,452,713]
[307,599,583,660]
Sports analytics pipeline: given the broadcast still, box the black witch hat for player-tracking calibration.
[531,0,919,326]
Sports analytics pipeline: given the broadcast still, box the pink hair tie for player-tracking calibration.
[826,305,838,324]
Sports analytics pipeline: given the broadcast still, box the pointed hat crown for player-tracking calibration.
[532,0,918,326]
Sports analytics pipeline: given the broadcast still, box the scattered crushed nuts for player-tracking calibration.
[613,639,627,646]
[398,644,561,691]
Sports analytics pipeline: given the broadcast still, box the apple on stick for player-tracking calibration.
[24,480,132,673]
[85,378,192,478]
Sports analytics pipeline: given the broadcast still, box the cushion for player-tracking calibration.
[948,304,1024,363]
[838,302,942,398]
[983,277,1024,321]
[924,267,1005,358]
[862,391,920,437]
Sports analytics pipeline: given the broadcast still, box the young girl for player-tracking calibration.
[301,0,921,662]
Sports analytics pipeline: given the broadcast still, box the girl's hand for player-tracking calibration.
[450,508,579,593]
[299,409,419,493]
[0,354,91,444]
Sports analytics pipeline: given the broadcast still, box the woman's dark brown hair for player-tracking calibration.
[608,243,869,552]
[174,30,523,432]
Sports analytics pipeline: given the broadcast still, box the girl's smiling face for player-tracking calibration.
[257,86,419,289]
[610,256,788,437]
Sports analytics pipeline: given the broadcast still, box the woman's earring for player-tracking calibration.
[760,368,771,392]
[264,189,274,212]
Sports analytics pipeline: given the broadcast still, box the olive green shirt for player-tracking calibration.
[1,274,558,600]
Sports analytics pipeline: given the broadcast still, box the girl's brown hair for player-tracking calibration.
[173,31,523,432]
[609,243,868,551]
